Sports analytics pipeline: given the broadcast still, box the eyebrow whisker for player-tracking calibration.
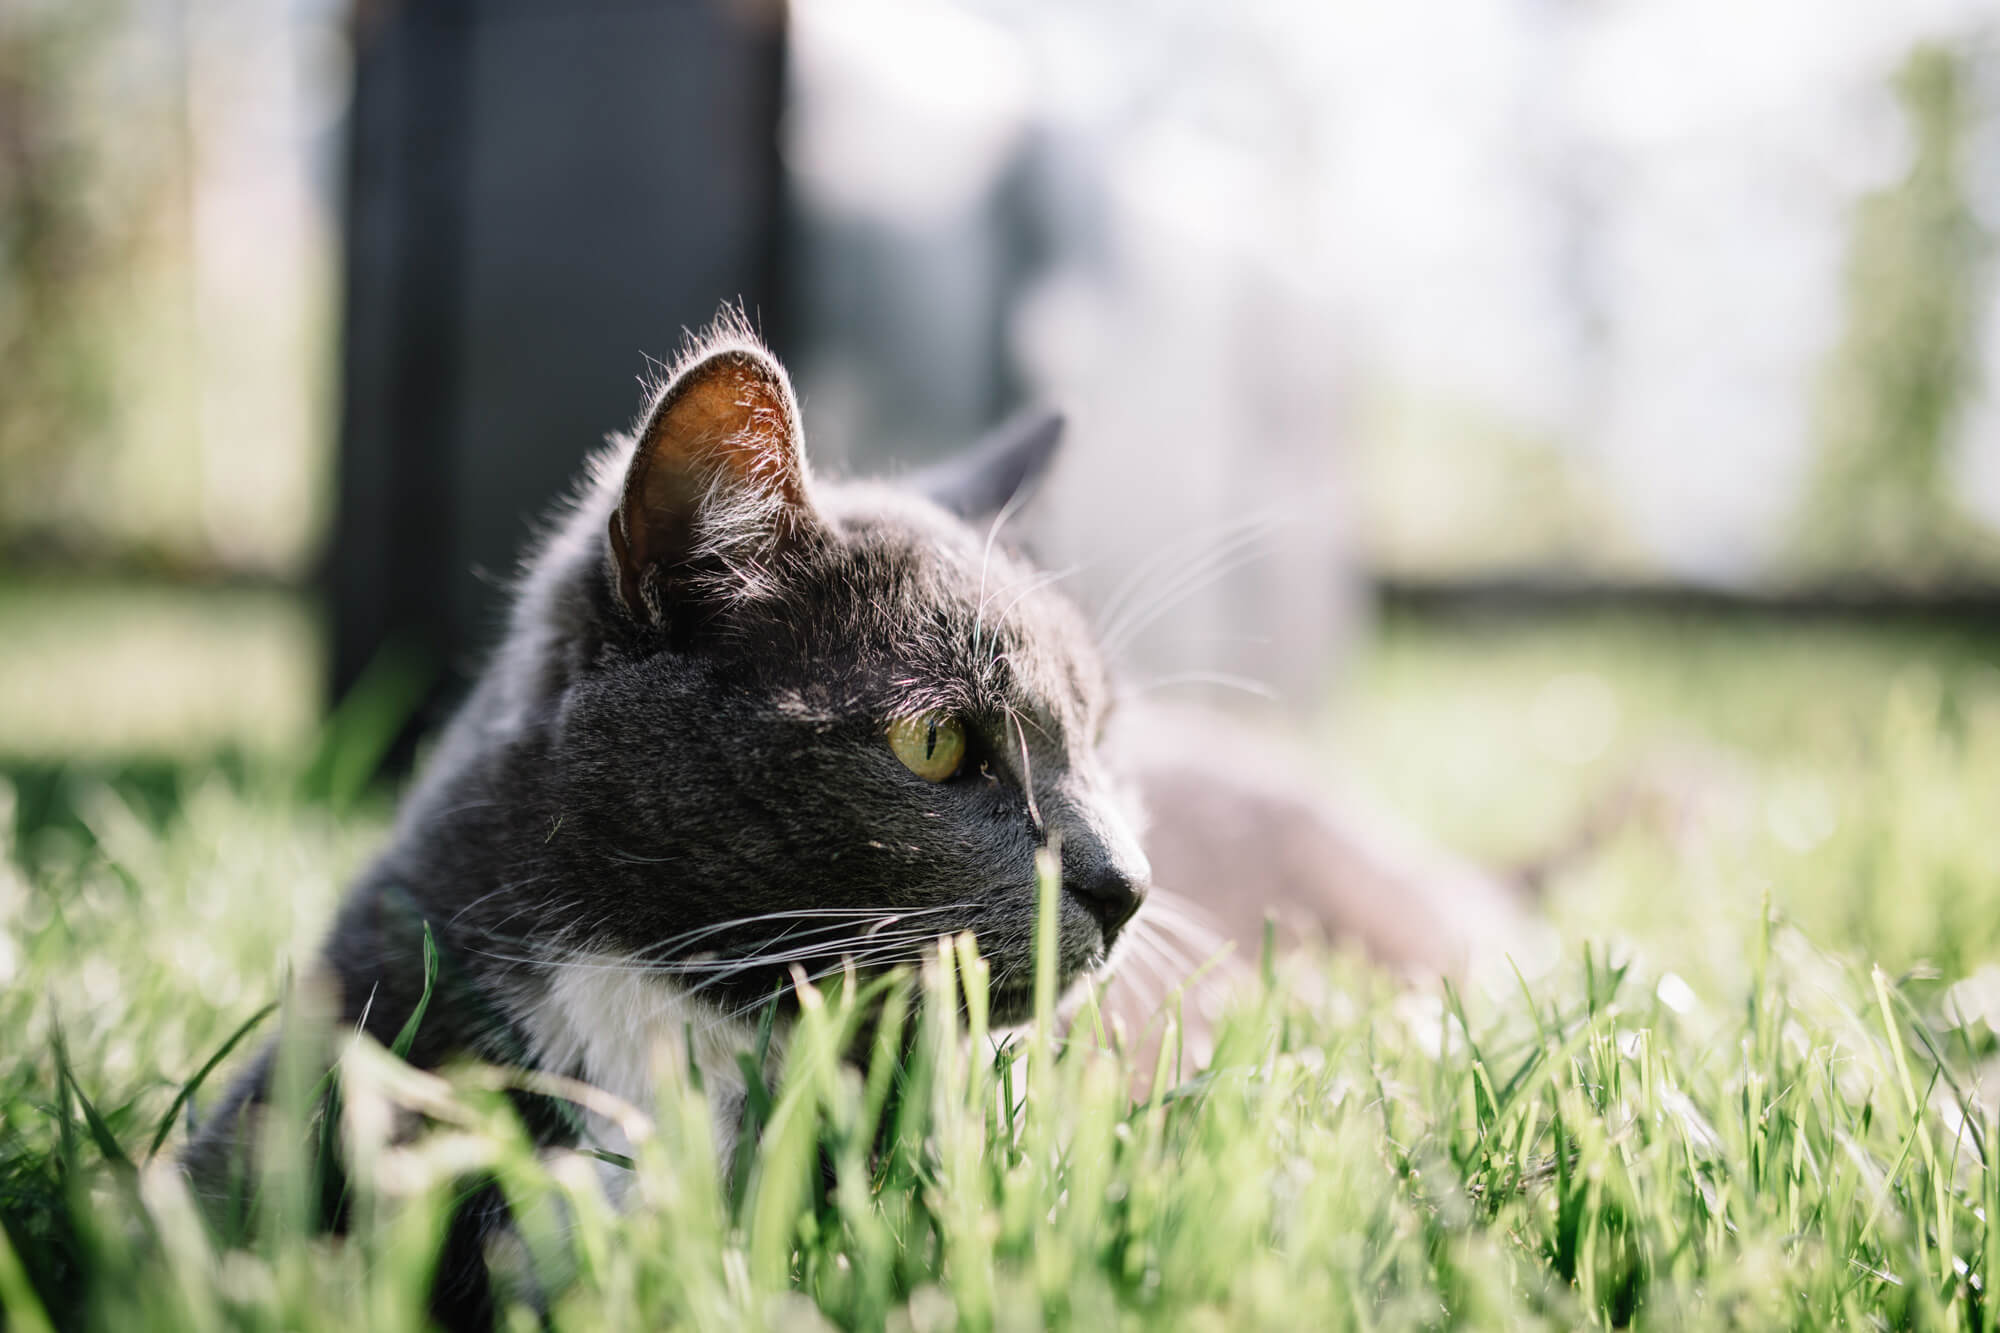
[972,480,1037,659]
[1005,704,1044,835]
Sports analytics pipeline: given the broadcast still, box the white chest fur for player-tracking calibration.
[512,955,770,1199]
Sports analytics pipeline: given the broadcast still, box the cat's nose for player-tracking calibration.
[1052,776,1151,941]
[1066,863,1147,939]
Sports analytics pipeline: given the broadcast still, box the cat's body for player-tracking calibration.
[187,317,1532,1327]
[1095,705,1541,1078]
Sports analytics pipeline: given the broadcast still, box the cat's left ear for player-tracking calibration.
[609,338,818,622]
[913,408,1066,522]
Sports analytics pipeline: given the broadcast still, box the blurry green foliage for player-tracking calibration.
[0,577,319,761]
[1796,43,2000,582]
[1,2,139,545]
[0,0,332,576]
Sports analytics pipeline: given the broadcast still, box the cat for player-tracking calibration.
[184,313,1155,1327]
[184,311,1545,1327]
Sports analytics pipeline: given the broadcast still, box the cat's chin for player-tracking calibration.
[982,954,1105,1027]
[980,981,1033,1027]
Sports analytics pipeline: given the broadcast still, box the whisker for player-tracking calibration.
[1123,908,1242,1004]
[1130,671,1280,702]
[462,923,948,980]
[1100,522,1280,656]
[1105,948,1169,1030]
[1117,934,1175,995]
[1095,512,1276,646]
[711,935,949,1020]
[604,847,675,865]
[1146,930,1209,983]
[1005,706,1043,834]
[972,481,1037,658]
[1099,519,1278,654]
[1143,895,1233,948]
[1144,920,1235,974]
[424,797,500,822]
[623,902,978,965]
[1136,925,1200,984]
[978,564,1081,644]
[1135,888,1235,946]
[469,905,926,962]
[1094,512,1267,634]
[444,871,556,929]
[1144,920,1232,980]
[665,926,950,976]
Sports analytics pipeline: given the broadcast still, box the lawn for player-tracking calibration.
[4,608,2000,1330]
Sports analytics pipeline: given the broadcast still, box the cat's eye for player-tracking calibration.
[886,712,966,782]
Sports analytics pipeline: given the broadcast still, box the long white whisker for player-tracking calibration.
[979,564,1081,642]
[1145,902,1233,951]
[1095,513,1279,647]
[1094,512,1272,638]
[1101,523,1280,656]
[444,872,555,928]
[1144,928,1207,981]
[1141,907,1234,965]
[711,935,950,1019]
[972,482,1036,658]
[668,928,951,985]
[1005,706,1043,834]
[626,902,977,964]
[1125,927,1190,988]
[1106,944,1170,1029]
[462,919,962,979]
[1099,514,1279,646]
[1130,670,1280,702]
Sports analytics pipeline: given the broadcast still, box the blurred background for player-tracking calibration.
[6,0,2000,786]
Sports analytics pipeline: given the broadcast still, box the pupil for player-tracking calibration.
[925,719,938,759]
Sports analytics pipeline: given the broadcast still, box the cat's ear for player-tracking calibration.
[608,338,817,621]
[914,408,1065,522]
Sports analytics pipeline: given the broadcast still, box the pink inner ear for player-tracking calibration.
[640,354,807,513]
[612,347,811,617]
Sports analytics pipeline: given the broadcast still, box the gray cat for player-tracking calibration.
[185,315,1153,1326]
[185,313,1541,1328]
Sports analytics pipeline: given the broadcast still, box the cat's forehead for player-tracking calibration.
[814,485,1105,723]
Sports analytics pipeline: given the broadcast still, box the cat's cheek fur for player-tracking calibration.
[509,957,777,1199]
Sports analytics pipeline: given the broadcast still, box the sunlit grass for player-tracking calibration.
[5,612,2000,1330]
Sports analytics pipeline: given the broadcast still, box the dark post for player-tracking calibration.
[330,0,786,755]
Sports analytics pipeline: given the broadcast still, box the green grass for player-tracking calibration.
[6,611,2000,1330]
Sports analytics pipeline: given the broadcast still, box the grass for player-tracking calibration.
[5,609,2000,1330]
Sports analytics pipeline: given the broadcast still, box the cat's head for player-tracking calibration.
[527,319,1148,1025]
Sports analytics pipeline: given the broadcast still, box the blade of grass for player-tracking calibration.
[389,923,438,1061]
[0,1220,56,1333]
[147,1001,278,1161]
[51,1022,133,1178]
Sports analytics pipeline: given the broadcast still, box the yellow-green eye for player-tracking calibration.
[887,712,966,782]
